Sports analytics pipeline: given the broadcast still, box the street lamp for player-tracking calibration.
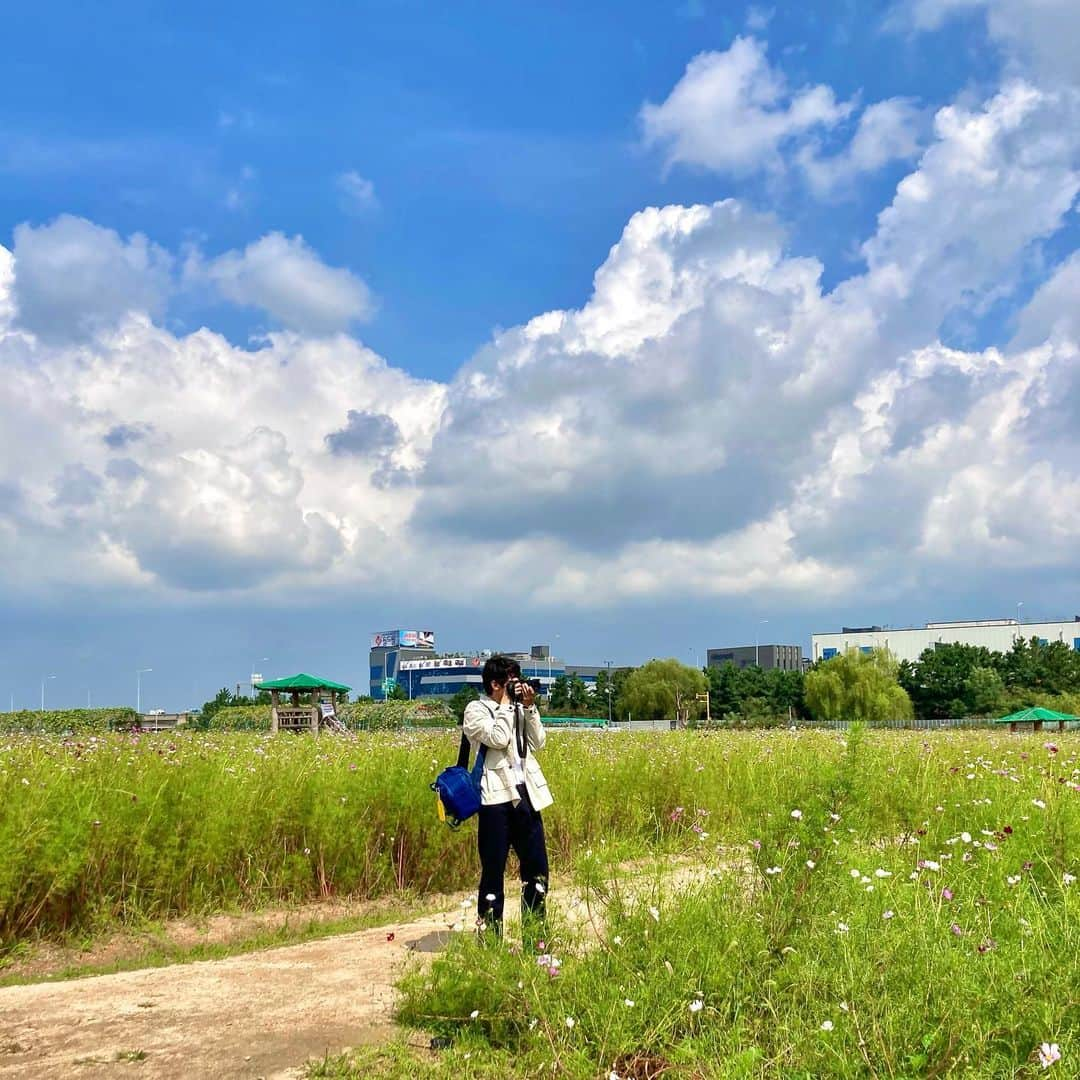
[756,620,769,668]
[605,660,613,726]
[40,674,56,711]
[251,658,269,695]
[136,668,153,714]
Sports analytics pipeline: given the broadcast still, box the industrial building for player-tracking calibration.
[369,632,600,700]
[811,617,1080,665]
[706,644,803,671]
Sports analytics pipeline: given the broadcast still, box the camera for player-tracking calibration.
[508,677,542,702]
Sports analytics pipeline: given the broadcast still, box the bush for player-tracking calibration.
[0,708,140,736]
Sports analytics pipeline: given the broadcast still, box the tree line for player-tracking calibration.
[449,635,1080,726]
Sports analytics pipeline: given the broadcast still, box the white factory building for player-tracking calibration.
[811,618,1080,665]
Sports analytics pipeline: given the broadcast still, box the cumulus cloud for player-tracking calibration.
[798,98,926,197]
[1,62,1080,611]
[0,268,445,596]
[640,37,853,175]
[904,0,1080,87]
[189,232,374,332]
[11,215,173,342]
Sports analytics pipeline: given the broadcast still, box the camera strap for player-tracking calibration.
[515,703,528,763]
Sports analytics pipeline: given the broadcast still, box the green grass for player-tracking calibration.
[315,727,1080,1078]
[2,727,856,945]
[3,726,1079,1077]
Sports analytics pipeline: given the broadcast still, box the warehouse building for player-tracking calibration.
[811,617,1080,665]
[706,644,803,671]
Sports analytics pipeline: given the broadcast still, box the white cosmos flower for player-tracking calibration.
[470,1010,479,1019]
[874,869,891,878]
[624,998,635,1007]
[565,1016,575,1029]
[821,1020,834,1031]
[791,809,803,820]
[689,999,704,1013]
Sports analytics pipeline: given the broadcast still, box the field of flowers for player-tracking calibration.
[335,727,1075,1079]
[2,727,1078,1074]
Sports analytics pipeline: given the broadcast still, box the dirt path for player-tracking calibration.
[0,901,468,1080]
[0,859,722,1079]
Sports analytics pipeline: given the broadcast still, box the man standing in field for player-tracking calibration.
[462,655,552,937]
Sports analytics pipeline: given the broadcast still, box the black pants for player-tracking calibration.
[477,785,549,933]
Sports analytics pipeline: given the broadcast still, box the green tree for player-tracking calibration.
[898,643,998,719]
[548,674,570,712]
[965,665,1005,715]
[805,648,912,724]
[616,659,708,726]
[449,685,480,722]
[385,682,409,701]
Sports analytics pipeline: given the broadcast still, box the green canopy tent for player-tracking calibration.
[994,706,1078,733]
[255,673,352,734]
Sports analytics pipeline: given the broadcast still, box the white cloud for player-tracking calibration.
[0,256,443,596]
[904,0,1080,87]
[858,82,1080,335]
[640,37,853,175]
[10,215,173,342]
[1,71,1080,610]
[745,6,774,32]
[190,232,375,332]
[336,171,379,213]
[798,98,926,197]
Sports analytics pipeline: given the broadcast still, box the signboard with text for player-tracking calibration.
[371,630,436,649]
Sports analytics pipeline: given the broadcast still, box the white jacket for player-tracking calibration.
[462,696,553,811]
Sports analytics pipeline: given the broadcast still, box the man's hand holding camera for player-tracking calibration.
[508,677,537,709]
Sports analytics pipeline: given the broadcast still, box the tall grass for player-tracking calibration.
[390,726,1080,1078]
[1,729,1076,965]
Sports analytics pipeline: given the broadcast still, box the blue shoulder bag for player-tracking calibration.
[431,706,491,829]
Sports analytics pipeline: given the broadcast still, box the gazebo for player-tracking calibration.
[256,673,352,734]
[994,706,1078,733]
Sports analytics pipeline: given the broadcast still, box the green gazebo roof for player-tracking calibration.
[255,673,352,692]
[994,706,1078,724]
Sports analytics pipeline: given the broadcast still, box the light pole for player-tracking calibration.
[40,674,56,711]
[136,668,152,714]
[756,620,769,668]
[251,658,269,696]
[605,660,613,726]
[547,634,560,699]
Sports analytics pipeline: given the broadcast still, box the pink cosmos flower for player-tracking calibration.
[1038,1042,1061,1068]
[942,888,954,901]
[950,923,963,936]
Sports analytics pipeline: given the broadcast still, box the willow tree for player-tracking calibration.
[617,658,708,727]
[805,648,913,724]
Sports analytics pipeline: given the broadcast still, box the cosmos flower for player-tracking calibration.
[1038,1043,1061,1068]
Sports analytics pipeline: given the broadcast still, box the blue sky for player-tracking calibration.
[2,0,1080,710]
[2,1,1000,370]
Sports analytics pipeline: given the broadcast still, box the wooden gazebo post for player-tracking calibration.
[270,689,281,734]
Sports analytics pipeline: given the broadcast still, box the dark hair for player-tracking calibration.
[482,655,522,695]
